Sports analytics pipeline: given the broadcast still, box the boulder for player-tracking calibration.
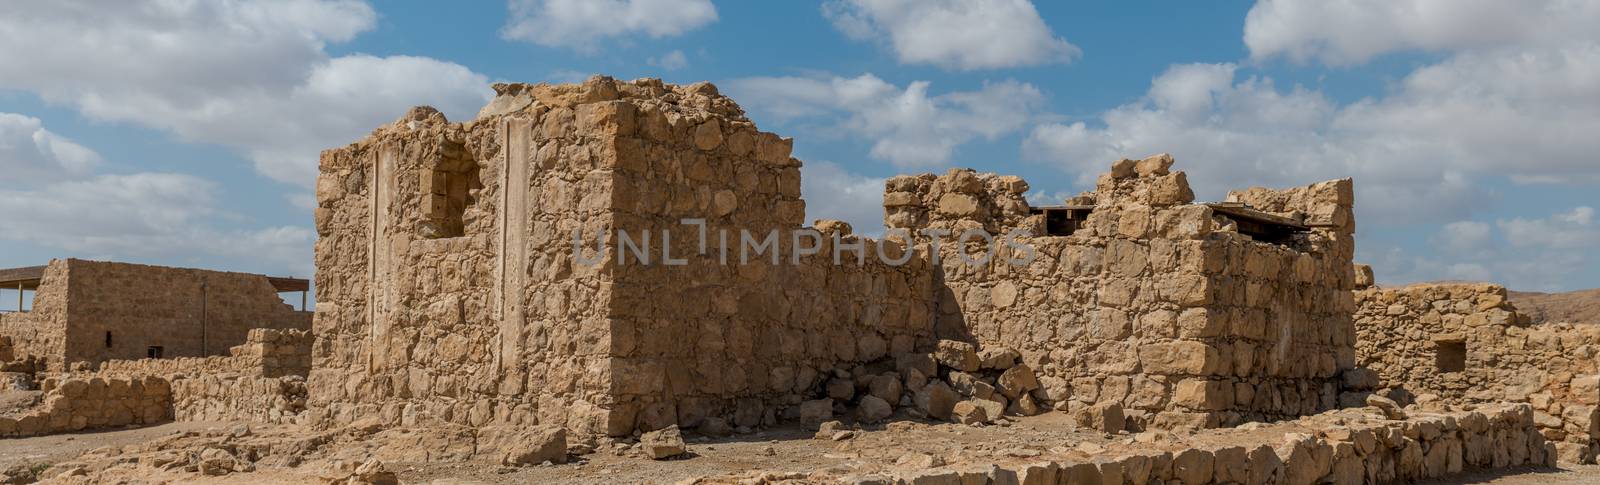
[934,340,980,372]
[800,399,833,430]
[978,347,1019,370]
[997,364,1040,399]
[640,425,687,460]
[857,395,893,423]
[488,425,567,465]
[915,382,959,420]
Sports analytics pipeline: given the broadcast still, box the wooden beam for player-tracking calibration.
[266,276,310,293]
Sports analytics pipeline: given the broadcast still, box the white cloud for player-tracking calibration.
[502,0,717,52]
[1244,0,1600,66]
[0,113,101,185]
[800,161,886,236]
[823,0,1079,70]
[649,50,690,71]
[1498,206,1600,251]
[0,0,493,187]
[1368,207,1600,291]
[1023,52,1600,224]
[0,173,314,277]
[728,73,1045,168]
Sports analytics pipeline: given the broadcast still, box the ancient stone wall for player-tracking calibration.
[1355,281,1600,463]
[58,259,311,366]
[890,156,1357,429]
[173,374,306,424]
[97,328,311,379]
[0,261,70,366]
[311,78,937,437]
[599,80,935,435]
[310,80,621,436]
[0,375,172,437]
[0,259,310,371]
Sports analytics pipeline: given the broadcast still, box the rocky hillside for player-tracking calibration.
[1510,288,1600,324]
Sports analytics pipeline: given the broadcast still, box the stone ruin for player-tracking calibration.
[0,259,311,371]
[306,76,1362,439]
[0,76,1595,484]
[1351,277,1600,463]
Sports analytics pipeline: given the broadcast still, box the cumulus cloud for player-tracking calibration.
[502,0,717,52]
[823,0,1078,70]
[0,114,313,276]
[1369,206,1600,291]
[800,161,887,236]
[649,50,690,71]
[0,113,101,185]
[0,0,493,187]
[1244,0,1600,66]
[728,73,1045,168]
[1023,50,1600,224]
[825,0,1075,70]
[0,173,315,277]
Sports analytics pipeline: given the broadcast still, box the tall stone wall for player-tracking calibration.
[599,81,935,434]
[311,77,937,437]
[1355,281,1600,463]
[0,261,70,366]
[890,156,1357,429]
[58,259,311,366]
[0,259,310,370]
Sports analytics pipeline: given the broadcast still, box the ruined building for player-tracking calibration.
[310,76,1357,437]
[0,259,311,370]
[1352,277,1600,463]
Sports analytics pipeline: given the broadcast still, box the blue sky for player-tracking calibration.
[1,0,1597,294]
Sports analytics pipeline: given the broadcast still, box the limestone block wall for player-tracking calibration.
[894,157,1356,429]
[0,375,172,437]
[311,77,938,437]
[0,261,70,365]
[173,374,306,424]
[1355,282,1600,463]
[600,81,934,434]
[58,259,311,366]
[97,328,311,378]
[874,404,1551,485]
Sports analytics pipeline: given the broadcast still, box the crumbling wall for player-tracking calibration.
[173,374,305,424]
[0,375,171,437]
[0,261,69,367]
[599,81,935,435]
[57,259,310,366]
[311,77,938,438]
[97,328,311,378]
[890,155,1357,429]
[1355,281,1600,463]
[871,404,1552,484]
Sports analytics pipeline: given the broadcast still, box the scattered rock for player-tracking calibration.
[495,425,567,466]
[934,340,980,372]
[640,425,687,460]
[977,347,1019,370]
[857,395,893,423]
[1367,394,1408,420]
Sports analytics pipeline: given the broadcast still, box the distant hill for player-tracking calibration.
[1509,288,1600,324]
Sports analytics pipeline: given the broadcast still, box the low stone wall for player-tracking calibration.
[96,328,311,379]
[751,404,1551,485]
[1354,281,1600,463]
[0,375,172,437]
[172,374,306,424]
